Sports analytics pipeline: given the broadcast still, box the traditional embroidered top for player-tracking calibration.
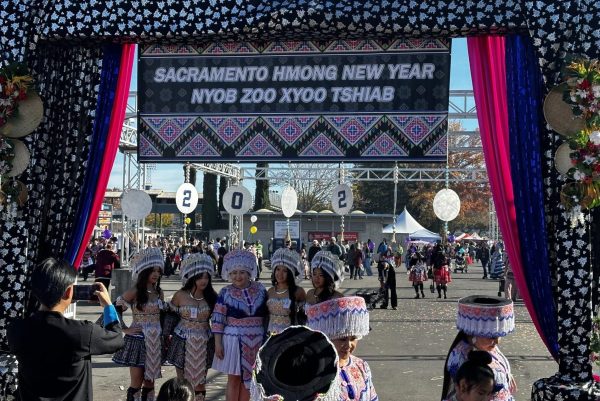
[266,296,292,334]
[212,281,268,336]
[211,281,268,388]
[339,356,378,401]
[116,297,165,330]
[171,302,211,339]
[408,261,428,283]
[446,340,514,401]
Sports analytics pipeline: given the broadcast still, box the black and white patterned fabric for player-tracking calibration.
[0,1,599,400]
[0,44,103,398]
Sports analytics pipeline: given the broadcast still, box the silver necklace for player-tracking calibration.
[189,292,205,302]
[275,288,289,295]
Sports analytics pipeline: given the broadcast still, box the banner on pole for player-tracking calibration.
[138,39,450,162]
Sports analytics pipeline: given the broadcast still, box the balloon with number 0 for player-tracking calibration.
[223,185,253,216]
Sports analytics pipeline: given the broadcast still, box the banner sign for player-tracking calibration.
[308,231,359,242]
[274,220,300,239]
[138,39,450,162]
[97,203,113,228]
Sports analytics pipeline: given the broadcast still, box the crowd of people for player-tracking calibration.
[7,232,518,401]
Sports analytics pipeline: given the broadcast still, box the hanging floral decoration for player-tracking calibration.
[556,57,600,214]
[0,63,33,127]
[0,62,38,221]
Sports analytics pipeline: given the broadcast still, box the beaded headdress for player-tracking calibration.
[130,247,164,278]
[222,249,257,281]
[250,326,340,401]
[270,247,303,285]
[310,250,344,289]
[306,296,370,341]
[180,253,214,284]
[456,295,515,338]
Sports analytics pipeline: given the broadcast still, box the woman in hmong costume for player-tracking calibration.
[441,296,516,401]
[306,296,378,401]
[211,249,268,401]
[113,248,166,401]
[266,247,306,334]
[432,244,452,299]
[305,250,344,305]
[165,253,218,401]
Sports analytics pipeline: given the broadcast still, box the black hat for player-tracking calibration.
[250,326,340,401]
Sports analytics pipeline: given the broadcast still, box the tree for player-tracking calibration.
[145,213,174,229]
[202,172,218,231]
[354,120,491,231]
[254,162,270,211]
[271,163,340,211]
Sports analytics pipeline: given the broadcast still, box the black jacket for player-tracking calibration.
[307,245,321,263]
[7,307,124,401]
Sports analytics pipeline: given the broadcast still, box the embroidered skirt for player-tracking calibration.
[113,334,146,367]
[166,333,215,380]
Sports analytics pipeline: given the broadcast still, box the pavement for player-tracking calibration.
[77,261,557,401]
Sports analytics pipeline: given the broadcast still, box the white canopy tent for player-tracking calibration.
[408,228,441,242]
[382,208,426,234]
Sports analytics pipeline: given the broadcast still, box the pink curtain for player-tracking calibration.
[73,44,135,268]
[467,36,548,349]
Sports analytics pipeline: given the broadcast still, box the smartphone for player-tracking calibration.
[72,284,98,302]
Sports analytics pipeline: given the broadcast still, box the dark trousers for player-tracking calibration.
[382,285,397,308]
[256,257,263,280]
[381,270,397,308]
[481,259,489,277]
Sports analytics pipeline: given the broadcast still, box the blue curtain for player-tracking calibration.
[505,34,559,358]
[64,44,122,265]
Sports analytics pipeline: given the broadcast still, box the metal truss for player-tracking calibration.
[119,89,485,186]
[190,163,241,180]
[240,165,488,183]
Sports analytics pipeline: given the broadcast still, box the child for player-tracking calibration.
[156,378,194,401]
[443,350,495,401]
[408,253,428,299]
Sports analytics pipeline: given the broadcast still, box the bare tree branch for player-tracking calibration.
[270,163,341,211]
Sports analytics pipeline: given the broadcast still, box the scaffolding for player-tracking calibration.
[118,89,498,252]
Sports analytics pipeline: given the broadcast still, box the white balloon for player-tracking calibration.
[281,186,298,218]
[433,189,461,222]
[121,189,153,220]
[331,184,353,215]
[223,185,253,216]
[250,215,258,223]
[176,183,199,214]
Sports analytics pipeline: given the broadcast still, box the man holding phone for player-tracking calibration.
[7,258,124,401]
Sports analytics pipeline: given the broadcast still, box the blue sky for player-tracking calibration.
[107,38,473,192]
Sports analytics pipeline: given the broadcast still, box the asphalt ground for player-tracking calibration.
[77,261,557,401]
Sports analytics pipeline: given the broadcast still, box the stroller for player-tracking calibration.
[453,253,467,273]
